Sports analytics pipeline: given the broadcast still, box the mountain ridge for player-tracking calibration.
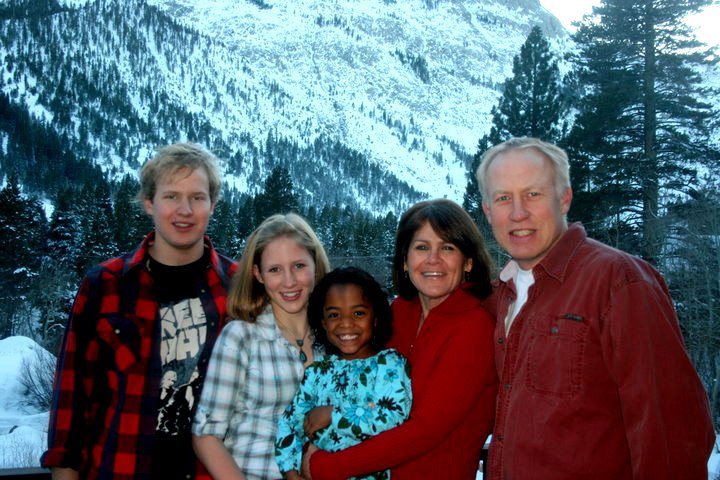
[0,0,569,213]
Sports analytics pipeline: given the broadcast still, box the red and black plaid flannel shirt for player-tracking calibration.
[41,233,237,479]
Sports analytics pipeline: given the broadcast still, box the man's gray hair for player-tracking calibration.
[475,137,571,203]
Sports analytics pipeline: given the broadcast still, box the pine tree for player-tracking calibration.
[464,26,567,225]
[76,180,118,276]
[48,186,84,275]
[236,195,257,245]
[313,204,336,250]
[567,0,719,263]
[379,211,398,293]
[113,175,151,252]
[254,166,300,223]
[206,195,238,258]
[663,176,720,423]
[0,175,48,337]
[351,211,376,257]
[484,26,565,145]
[329,206,355,257]
[28,260,75,351]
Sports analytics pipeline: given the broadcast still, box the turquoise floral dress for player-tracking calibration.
[275,348,412,479]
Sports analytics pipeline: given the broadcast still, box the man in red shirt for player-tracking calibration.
[41,143,237,480]
[477,137,714,479]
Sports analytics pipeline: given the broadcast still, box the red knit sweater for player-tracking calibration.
[310,286,498,479]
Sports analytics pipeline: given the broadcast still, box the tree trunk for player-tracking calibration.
[641,0,661,264]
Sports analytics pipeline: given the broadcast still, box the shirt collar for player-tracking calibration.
[254,305,283,341]
[499,223,587,283]
[499,259,520,283]
[123,231,222,276]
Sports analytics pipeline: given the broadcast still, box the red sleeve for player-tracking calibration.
[41,271,105,469]
[603,274,715,478]
[310,307,497,479]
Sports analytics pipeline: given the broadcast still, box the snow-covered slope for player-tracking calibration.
[0,336,50,469]
[148,0,568,204]
[0,0,569,213]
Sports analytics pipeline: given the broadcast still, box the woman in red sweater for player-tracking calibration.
[303,199,498,479]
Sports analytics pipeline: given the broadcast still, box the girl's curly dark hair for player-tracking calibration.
[309,266,393,356]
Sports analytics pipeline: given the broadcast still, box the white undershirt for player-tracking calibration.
[503,263,535,333]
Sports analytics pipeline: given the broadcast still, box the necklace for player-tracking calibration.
[278,321,310,363]
[296,335,308,363]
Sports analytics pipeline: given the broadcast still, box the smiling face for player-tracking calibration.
[253,236,316,323]
[321,283,375,360]
[482,148,572,270]
[404,222,472,313]
[144,167,215,265]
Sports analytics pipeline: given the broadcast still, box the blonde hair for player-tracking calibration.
[227,213,330,320]
[137,143,222,204]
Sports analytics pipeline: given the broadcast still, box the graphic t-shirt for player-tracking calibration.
[149,252,210,479]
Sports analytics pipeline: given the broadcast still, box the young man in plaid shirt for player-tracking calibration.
[42,143,237,480]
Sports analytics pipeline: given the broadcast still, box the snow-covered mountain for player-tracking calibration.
[0,0,568,213]
[146,0,569,203]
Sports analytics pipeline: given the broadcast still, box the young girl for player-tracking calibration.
[192,213,330,480]
[275,267,412,480]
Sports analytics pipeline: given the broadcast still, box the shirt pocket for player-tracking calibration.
[525,312,588,399]
[96,315,143,374]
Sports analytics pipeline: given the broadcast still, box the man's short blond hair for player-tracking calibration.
[137,143,222,204]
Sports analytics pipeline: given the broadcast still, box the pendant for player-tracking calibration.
[296,338,307,363]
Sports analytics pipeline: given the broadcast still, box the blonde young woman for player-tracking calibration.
[192,213,330,480]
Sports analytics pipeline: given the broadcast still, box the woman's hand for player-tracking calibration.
[284,470,306,480]
[301,443,319,480]
[303,405,332,438]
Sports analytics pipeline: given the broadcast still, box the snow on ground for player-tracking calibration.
[0,336,49,469]
[0,335,718,476]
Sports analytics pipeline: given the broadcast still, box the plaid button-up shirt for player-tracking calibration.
[192,307,323,480]
[42,233,237,480]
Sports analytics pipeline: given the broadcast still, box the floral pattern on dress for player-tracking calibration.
[275,348,412,480]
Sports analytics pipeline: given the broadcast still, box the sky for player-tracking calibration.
[540,0,720,47]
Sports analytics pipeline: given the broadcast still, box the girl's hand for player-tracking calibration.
[301,443,319,480]
[303,405,332,438]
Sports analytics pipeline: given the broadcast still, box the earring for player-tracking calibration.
[464,271,471,281]
[404,271,409,279]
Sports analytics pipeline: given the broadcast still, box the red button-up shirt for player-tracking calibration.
[489,223,714,479]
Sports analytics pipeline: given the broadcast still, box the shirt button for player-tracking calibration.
[504,383,511,390]
[497,337,504,344]
[551,326,559,334]
[114,329,120,334]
